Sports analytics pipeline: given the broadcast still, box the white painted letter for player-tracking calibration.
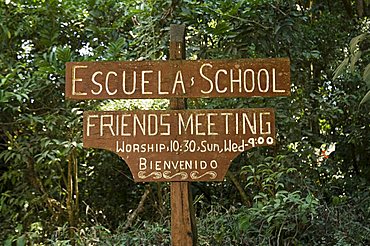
[139,158,147,170]
[200,63,213,94]
[172,70,186,94]
[215,69,228,93]
[120,114,131,136]
[230,68,242,93]
[122,71,136,95]
[158,70,169,95]
[207,113,218,135]
[91,71,103,95]
[195,113,205,136]
[100,115,115,136]
[160,113,171,136]
[243,69,255,92]
[142,70,153,95]
[72,65,88,96]
[87,115,98,136]
[178,113,194,135]
[272,68,286,93]
[258,69,269,93]
[221,112,232,134]
[260,112,271,134]
[106,71,118,95]
[148,114,158,136]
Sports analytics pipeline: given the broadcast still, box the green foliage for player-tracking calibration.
[238,191,319,245]
[333,32,370,105]
[242,156,297,196]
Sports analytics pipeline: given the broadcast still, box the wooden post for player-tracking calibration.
[169,24,198,246]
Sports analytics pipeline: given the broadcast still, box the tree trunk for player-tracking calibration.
[357,0,364,17]
[226,171,251,207]
[342,0,354,17]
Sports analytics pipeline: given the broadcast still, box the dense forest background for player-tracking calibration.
[1,0,370,245]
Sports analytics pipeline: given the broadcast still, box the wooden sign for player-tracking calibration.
[83,108,275,182]
[66,58,290,99]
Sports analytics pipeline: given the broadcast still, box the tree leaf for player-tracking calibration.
[362,63,370,87]
[333,57,349,80]
[16,235,26,246]
[350,50,362,73]
[360,90,370,105]
[349,33,368,54]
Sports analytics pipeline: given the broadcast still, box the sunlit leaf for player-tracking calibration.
[360,89,370,105]
[16,235,25,246]
[349,33,368,54]
[350,50,362,73]
[362,63,370,87]
[333,57,349,80]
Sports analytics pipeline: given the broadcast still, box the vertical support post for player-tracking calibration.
[169,24,186,109]
[169,24,198,246]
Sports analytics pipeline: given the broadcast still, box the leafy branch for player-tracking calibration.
[333,33,370,105]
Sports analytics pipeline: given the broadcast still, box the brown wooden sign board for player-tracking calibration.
[83,108,275,182]
[66,58,290,99]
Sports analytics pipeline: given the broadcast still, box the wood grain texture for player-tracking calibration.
[171,182,197,246]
